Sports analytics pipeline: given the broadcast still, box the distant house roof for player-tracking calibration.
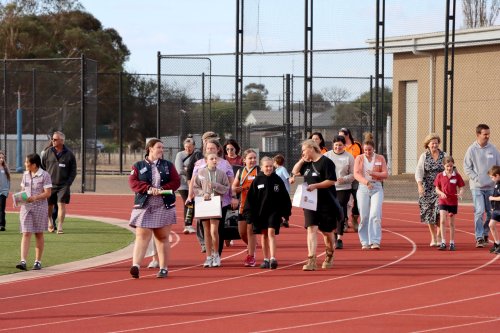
[311,110,334,128]
[366,25,500,54]
[245,110,332,129]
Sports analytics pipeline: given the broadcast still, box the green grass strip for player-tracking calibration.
[0,213,134,276]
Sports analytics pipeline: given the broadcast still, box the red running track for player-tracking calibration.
[1,194,499,332]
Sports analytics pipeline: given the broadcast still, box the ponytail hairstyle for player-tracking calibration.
[362,132,375,148]
[0,151,10,181]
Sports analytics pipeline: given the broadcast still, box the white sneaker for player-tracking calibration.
[147,260,159,268]
[212,254,221,267]
[203,256,213,268]
[185,226,196,234]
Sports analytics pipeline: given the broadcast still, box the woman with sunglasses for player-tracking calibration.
[223,139,243,167]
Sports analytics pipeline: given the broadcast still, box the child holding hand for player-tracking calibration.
[434,156,465,251]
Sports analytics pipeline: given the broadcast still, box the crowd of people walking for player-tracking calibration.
[6,124,500,277]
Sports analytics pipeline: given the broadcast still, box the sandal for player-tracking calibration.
[48,225,55,233]
[57,230,64,234]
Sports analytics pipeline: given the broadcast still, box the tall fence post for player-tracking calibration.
[15,91,23,172]
[32,68,37,153]
[2,60,7,153]
[285,74,292,170]
[156,51,161,138]
[119,71,123,174]
[81,54,86,193]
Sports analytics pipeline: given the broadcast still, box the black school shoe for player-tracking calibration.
[130,265,139,279]
[156,269,168,278]
[16,261,27,271]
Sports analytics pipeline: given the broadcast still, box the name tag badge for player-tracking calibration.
[487,153,494,158]
[375,162,382,166]
[258,184,265,189]
[312,172,318,177]
[248,176,255,180]
[139,167,148,174]
[450,179,457,184]
[59,163,66,168]
[0,170,4,173]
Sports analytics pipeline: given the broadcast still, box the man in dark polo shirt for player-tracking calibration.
[41,131,77,234]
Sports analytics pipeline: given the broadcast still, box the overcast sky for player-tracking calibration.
[78,0,472,75]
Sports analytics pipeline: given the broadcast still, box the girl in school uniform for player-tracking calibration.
[434,156,465,251]
[16,153,52,271]
[243,157,291,269]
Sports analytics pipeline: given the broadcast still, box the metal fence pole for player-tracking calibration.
[32,68,37,153]
[81,54,86,193]
[156,51,161,138]
[3,61,7,153]
[119,71,123,174]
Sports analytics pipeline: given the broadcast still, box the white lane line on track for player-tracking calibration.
[111,257,500,333]
[0,228,418,331]
[248,290,500,333]
[410,317,500,332]
[4,219,496,332]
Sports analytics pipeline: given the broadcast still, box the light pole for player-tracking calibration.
[16,90,24,173]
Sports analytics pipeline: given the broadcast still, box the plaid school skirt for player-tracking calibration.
[129,196,176,229]
[20,201,49,233]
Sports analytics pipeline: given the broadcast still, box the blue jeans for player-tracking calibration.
[357,182,384,246]
[471,189,493,240]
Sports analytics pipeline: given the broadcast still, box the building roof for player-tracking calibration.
[244,110,331,128]
[366,25,500,54]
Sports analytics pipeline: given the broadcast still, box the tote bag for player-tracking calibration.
[194,195,222,219]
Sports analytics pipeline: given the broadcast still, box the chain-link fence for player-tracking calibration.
[0,57,97,192]
[3,1,500,201]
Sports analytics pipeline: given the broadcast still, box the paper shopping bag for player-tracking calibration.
[292,183,317,211]
[194,195,222,219]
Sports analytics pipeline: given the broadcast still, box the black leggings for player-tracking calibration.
[351,183,359,216]
[336,190,351,235]
[178,190,190,225]
[0,194,6,227]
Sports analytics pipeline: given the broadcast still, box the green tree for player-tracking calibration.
[0,2,129,70]
[334,87,392,129]
[243,83,269,112]
[0,0,130,139]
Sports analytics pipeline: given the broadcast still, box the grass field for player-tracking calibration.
[0,213,134,276]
